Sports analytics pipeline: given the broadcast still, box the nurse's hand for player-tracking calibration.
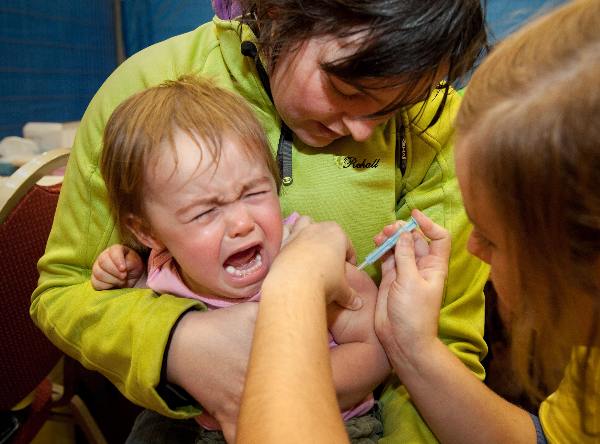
[267,220,362,310]
[375,209,451,363]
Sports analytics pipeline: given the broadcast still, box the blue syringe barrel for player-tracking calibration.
[357,217,419,270]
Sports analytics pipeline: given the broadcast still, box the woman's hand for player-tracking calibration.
[267,220,362,310]
[374,209,451,364]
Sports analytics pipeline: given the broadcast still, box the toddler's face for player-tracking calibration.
[141,131,283,300]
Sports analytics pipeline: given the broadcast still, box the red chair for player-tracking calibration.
[0,149,107,444]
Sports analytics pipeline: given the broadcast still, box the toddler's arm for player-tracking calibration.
[327,263,391,410]
[91,244,145,290]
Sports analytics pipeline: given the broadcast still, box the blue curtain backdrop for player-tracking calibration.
[0,1,117,139]
[0,0,567,141]
[487,0,566,40]
[121,0,215,57]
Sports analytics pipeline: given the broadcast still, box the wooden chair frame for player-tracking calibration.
[0,148,70,224]
[1,148,108,444]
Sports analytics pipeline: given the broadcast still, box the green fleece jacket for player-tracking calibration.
[31,17,489,443]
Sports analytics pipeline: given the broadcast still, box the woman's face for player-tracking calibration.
[270,35,438,147]
[456,140,519,321]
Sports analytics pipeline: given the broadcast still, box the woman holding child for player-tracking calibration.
[32,0,490,442]
[239,0,600,442]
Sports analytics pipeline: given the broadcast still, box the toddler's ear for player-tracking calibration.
[125,214,164,250]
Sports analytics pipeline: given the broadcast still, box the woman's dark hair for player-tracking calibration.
[225,0,488,122]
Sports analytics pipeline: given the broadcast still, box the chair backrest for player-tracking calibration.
[0,148,69,224]
[0,148,69,410]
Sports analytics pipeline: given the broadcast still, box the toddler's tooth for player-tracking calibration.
[225,250,263,278]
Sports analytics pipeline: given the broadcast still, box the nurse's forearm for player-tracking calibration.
[392,338,537,444]
[237,275,349,444]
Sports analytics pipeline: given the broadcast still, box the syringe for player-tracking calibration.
[357,217,419,270]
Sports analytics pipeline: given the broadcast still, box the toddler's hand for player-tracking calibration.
[281,213,313,248]
[91,244,144,290]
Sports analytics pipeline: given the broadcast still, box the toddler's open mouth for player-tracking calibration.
[224,245,263,278]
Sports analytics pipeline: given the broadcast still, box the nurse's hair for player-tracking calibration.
[101,75,279,249]
[228,0,487,126]
[456,0,600,424]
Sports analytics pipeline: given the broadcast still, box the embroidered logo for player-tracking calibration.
[341,156,380,169]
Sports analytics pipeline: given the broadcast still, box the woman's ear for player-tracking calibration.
[125,214,164,250]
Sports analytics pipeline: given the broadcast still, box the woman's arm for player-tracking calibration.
[167,303,258,443]
[237,222,361,444]
[375,210,536,444]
